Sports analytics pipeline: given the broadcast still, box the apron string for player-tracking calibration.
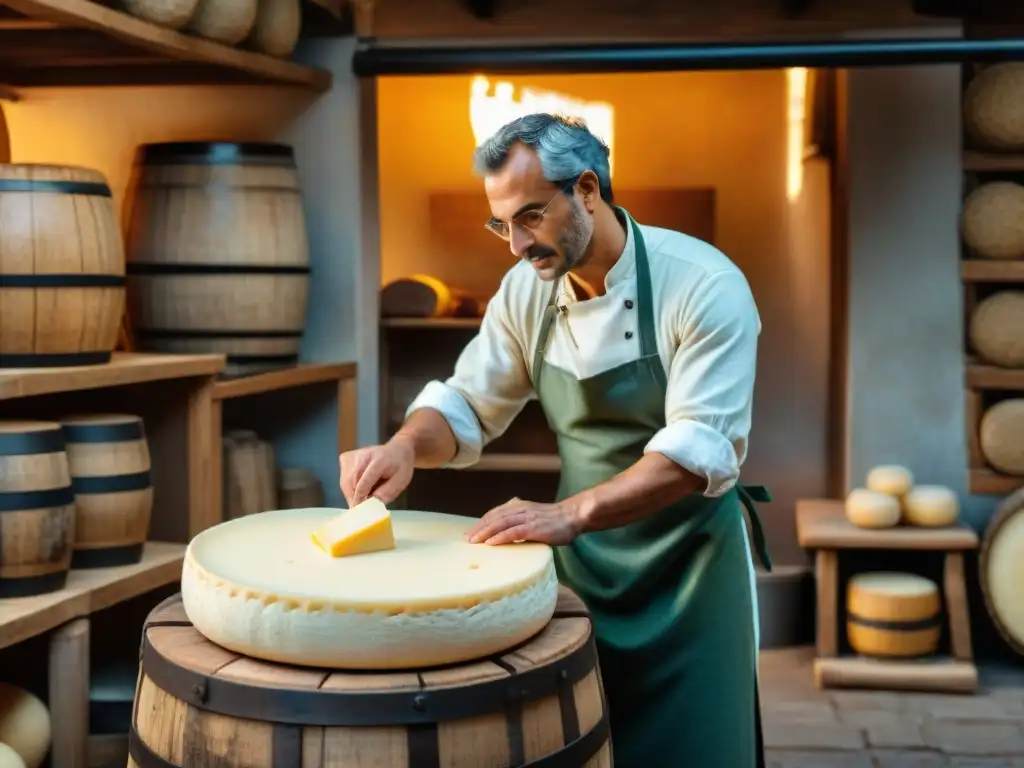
[737,484,773,572]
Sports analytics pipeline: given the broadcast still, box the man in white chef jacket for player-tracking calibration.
[339,112,771,767]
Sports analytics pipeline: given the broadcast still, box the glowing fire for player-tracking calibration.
[469,76,615,175]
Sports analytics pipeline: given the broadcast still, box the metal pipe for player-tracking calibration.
[352,36,1024,77]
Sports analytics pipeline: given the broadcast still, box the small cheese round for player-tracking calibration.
[965,63,1024,150]
[903,485,960,528]
[969,292,1024,369]
[962,181,1024,260]
[0,744,25,768]
[847,571,941,658]
[845,489,901,529]
[0,683,50,768]
[865,465,914,498]
[181,507,560,670]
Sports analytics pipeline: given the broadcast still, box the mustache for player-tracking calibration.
[526,247,557,262]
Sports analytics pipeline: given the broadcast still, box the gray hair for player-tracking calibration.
[472,113,613,203]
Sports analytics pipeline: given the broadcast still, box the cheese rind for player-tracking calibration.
[181,507,559,669]
[845,488,901,529]
[903,485,959,528]
[311,497,396,557]
[865,464,914,498]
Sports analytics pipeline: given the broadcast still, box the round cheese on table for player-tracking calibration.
[903,485,960,528]
[181,507,559,670]
[845,489,901,529]
[865,464,914,497]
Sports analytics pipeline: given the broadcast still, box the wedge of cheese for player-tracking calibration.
[311,496,396,557]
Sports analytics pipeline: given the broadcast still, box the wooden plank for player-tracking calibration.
[966,361,1024,390]
[49,618,89,768]
[0,0,332,90]
[813,656,978,694]
[0,352,225,401]
[0,541,184,651]
[795,499,979,551]
[969,468,1024,496]
[963,150,1024,172]
[212,362,358,401]
[961,260,1024,282]
[382,318,482,329]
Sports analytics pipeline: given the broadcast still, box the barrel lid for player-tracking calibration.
[136,142,295,166]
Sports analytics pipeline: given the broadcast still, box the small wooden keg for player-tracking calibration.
[980,487,1024,657]
[846,571,942,659]
[222,430,276,519]
[125,142,310,379]
[0,165,125,368]
[129,589,612,768]
[60,414,153,568]
[0,421,76,597]
[277,466,324,509]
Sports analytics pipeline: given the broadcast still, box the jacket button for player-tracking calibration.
[624,299,634,309]
[625,331,633,340]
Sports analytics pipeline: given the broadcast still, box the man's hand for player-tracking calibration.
[465,497,586,546]
[339,437,415,507]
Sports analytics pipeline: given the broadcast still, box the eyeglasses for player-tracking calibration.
[484,177,579,241]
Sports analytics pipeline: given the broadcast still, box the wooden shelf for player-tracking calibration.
[0,0,332,90]
[212,362,357,401]
[960,260,1024,283]
[0,352,224,401]
[963,151,1024,173]
[969,468,1023,496]
[469,453,561,473]
[381,317,483,329]
[0,541,185,652]
[795,499,979,551]
[965,360,1024,390]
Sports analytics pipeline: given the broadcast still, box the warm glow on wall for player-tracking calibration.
[786,67,808,202]
[469,76,615,175]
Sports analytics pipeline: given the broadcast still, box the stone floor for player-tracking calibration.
[759,647,1024,768]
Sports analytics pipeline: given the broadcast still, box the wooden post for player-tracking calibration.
[187,376,219,538]
[49,618,89,768]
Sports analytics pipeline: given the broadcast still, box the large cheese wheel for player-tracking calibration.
[0,683,50,768]
[965,63,1024,151]
[981,488,1024,656]
[181,507,559,669]
[903,485,960,528]
[844,489,901,529]
[846,572,942,658]
[962,181,1024,261]
[0,744,25,768]
[865,465,914,497]
[979,399,1024,477]
[969,291,1024,369]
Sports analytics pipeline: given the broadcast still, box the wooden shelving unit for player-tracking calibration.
[0,0,334,90]
[959,70,1024,496]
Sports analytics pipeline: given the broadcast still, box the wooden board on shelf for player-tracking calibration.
[0,541,185,651]
[961,260,1024,283]
[963,151,1024,173]
[0,0,332,90]
[969,468,1024,496]
[813,656,977,694]
[0,352,224,401]
[965,360,1024,390]
[212,362,357,401]
[381,317,482,329]
[795,499,979,551]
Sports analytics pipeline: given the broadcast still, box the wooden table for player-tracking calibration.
[796,499,979,694]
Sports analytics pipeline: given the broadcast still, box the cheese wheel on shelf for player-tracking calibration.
[903,485,960,528]
[181,507,559,670]
[865,465,914,498]
[981,488,1024,655]
[846,572,942,659]
[961,181,1024,261]
[0,682,50,768]
[969,292,1024,369]
[0,744,25,768]
[979,399,1024,476]
[845,489,901,529]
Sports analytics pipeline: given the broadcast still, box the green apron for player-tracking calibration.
[530,209,773,767]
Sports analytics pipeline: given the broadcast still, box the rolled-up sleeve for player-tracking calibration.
[644,269,761,497]
[405,277,535,468]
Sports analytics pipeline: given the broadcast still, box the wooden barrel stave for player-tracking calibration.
[61,414,153,568]
[0,421,76,597]
[125,142,310,378]
[980,486,1024,656]
[129,587,611,768]
[0,164,126,367]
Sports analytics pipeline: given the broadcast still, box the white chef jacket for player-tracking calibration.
[405,217,762,498]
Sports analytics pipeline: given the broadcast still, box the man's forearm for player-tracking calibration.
[390,408,459,469]
[570,452,704,533]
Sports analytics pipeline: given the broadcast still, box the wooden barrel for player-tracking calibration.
[0,164,125,368]
[277,466,324,508]
[125,142,310,379]
[129,588,612,768]
[222,430,277,519]
[980,486,1024,656]
[0,421,76,597]
[846,571,942,658]
[60,414,153,569]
